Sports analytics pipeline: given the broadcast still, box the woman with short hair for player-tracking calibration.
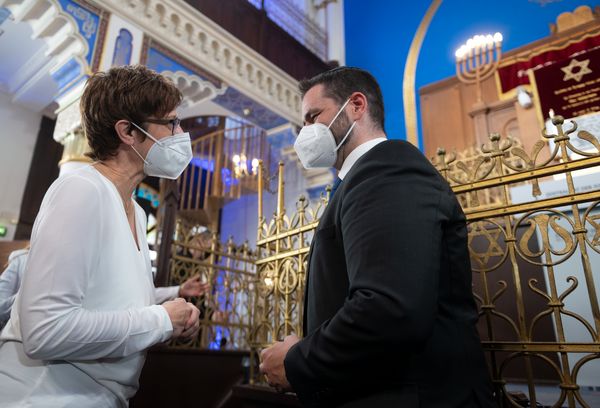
[0,65,200,407]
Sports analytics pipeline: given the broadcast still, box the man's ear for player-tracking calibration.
[115,120,135,146]
[348,92,368,122]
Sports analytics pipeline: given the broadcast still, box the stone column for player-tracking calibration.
[325,0,345,65]
[53,96,92,176]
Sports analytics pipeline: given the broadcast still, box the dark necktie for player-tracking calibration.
[330,177,342,198]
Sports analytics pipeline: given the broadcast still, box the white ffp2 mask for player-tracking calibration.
[294,99,356,169]
[130,122,193,179]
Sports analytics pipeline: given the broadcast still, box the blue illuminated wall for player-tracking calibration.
[344,0,595,147]
[52,0,101,99]
[0,7,10,25]
[58,0,100,66]
[146,47,197,76]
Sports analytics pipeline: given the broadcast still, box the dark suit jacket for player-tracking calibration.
[284,140,496,408]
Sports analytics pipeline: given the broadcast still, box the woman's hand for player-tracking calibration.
[162,298,199,338]
[180,302,200,340]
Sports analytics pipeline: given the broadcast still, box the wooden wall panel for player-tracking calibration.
[0,240,28,269]
[14,116,60,240]
[130,348,248,408]
[421,83,468,157]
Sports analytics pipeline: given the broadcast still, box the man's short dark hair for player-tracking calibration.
[299,67,384,130]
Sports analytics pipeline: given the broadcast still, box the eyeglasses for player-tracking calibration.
[145,117,182,135]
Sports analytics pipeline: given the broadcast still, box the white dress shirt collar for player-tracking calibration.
[338,137,387,180]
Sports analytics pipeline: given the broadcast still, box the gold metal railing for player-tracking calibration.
[177,124,269,215]
[432,116,600,407]
[434,136,532,211]
[167,217,256,350]
[165,115,600,406]
[248,161,330,383]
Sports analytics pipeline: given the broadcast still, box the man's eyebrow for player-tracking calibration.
[303,108,319,122]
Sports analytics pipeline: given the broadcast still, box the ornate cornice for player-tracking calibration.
[161,70,227,109]
[92,0,302,126]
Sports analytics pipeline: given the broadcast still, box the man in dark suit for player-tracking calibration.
[259,67,496,408]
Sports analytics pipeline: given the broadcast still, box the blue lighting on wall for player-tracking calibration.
[190,157,215,172]
[221,167,239,190]
[51,58,83,90]
[208,270,230,350]
[58,0,99,65]
[0,7,11,26]
[146,47,196,76]
[213,87,288,130]
[136,187,160,208]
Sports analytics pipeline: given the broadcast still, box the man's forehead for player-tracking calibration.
[301,84,331,114]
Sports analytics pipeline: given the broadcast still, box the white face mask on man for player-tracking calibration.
[130,122,193,179]
[294,98,357,169]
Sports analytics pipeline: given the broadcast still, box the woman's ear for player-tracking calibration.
[114,120,135,146]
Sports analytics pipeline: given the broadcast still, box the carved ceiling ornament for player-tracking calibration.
[161,70,228,109]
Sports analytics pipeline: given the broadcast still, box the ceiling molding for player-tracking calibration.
[92,0,302,126]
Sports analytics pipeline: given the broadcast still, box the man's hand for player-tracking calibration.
[259,334,300,392]
[179,274,210,298]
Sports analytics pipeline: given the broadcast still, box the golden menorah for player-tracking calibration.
[455,32,503,103]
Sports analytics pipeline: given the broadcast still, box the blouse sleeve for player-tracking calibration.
[0,253,25,323]
[18,175,173,361]
[154,286,180,304]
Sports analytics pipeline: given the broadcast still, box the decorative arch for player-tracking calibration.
[1,0,90,85]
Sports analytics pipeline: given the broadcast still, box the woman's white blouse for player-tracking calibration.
[0,166,173,407]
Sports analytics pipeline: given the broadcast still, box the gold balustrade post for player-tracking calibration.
[276,161,285,217]
[257,160,264,238]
